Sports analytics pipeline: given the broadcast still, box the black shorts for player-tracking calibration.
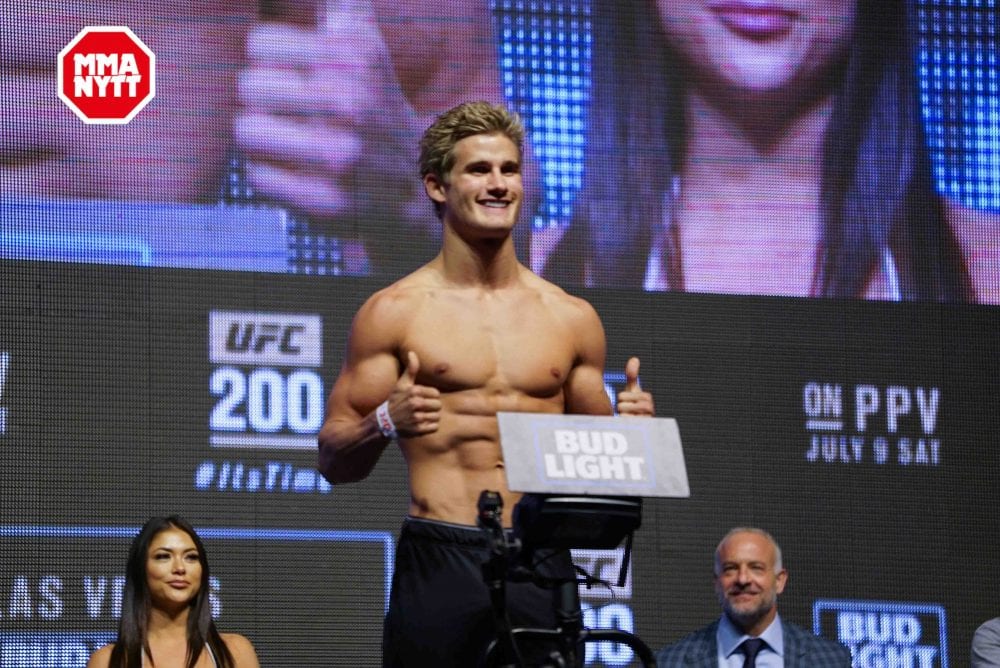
[382,517,577,667]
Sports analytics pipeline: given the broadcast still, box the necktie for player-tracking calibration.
[739,637,766,668]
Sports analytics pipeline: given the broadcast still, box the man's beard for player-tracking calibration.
[720,588,777,629]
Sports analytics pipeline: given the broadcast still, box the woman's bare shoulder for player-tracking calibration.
[86,644,114,668]
[945,200,1000,304]
[221,633,260,667]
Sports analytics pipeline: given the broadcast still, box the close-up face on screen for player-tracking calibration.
[2,1,998,666]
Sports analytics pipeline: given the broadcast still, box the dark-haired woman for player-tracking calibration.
[543,0,999,302]
[87,516,259,668]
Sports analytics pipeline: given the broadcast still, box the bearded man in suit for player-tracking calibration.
[657,527,852,667]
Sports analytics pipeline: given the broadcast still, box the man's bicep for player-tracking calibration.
[328,349,400,423]
[326,297,404,421]
[565,299,612,414]
[564,363,613,416]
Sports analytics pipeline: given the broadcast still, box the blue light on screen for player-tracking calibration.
[918,0,1000,211]
[494,0,1000,231]
[493,0,592,230]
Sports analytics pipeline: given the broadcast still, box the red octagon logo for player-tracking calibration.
[57,26,156,125]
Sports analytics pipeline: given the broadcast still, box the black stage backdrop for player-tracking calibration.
[2,262,997,666]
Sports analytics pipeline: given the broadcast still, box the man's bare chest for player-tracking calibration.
[400,301,575,397]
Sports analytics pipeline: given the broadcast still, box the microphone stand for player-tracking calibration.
[476,491,656,668]
[478,490,527,667]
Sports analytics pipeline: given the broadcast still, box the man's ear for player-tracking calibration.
[775,569,788,595]
[424,173,447,204]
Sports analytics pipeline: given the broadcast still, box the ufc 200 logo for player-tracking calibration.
[208,311,324,449]
[209,311,321,366]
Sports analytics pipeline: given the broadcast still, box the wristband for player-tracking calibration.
[375,400,398,440]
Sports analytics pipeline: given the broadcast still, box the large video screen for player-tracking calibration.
[4,0,999,300]
[2,1,999,666]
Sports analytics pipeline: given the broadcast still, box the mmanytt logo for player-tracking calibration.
[57,26,155,124]
[802,382,941,466]
[814,599,948,667]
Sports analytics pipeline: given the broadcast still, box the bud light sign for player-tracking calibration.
[814,599,948,667]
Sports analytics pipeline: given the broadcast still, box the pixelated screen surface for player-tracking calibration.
[3,0,999,299]
[2,1,999,666]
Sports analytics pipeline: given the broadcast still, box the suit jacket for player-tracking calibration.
[656,619,852,668]
[972,617,1000,668]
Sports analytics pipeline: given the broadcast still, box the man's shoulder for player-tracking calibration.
[972,616,1000,666]
[345,279,428,350]
[357,270,436,317]
[782,620,852,667]
[655,620,718,666]
[975,616,1000,638]
[521,268,600,317]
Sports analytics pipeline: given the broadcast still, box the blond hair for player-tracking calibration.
[418,101,525,183]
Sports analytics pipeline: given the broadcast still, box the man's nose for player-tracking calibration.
[486,169,507,190]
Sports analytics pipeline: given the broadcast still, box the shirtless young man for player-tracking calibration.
[317,101,654,666]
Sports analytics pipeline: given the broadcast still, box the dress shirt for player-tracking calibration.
[716,613,785,668]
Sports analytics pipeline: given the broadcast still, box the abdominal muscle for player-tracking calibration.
[400,388,563,527]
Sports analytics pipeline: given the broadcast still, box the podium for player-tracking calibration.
[477,413,690,668]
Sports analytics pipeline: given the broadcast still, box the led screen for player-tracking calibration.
[2,1,999,666]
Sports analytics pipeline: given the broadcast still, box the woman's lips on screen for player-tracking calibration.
[709,2,799,40]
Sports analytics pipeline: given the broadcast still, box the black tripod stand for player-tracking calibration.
[476,491,656,668]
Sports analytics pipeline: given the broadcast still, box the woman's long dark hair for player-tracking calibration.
[544,0,972,301]
[108,516,236,668]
